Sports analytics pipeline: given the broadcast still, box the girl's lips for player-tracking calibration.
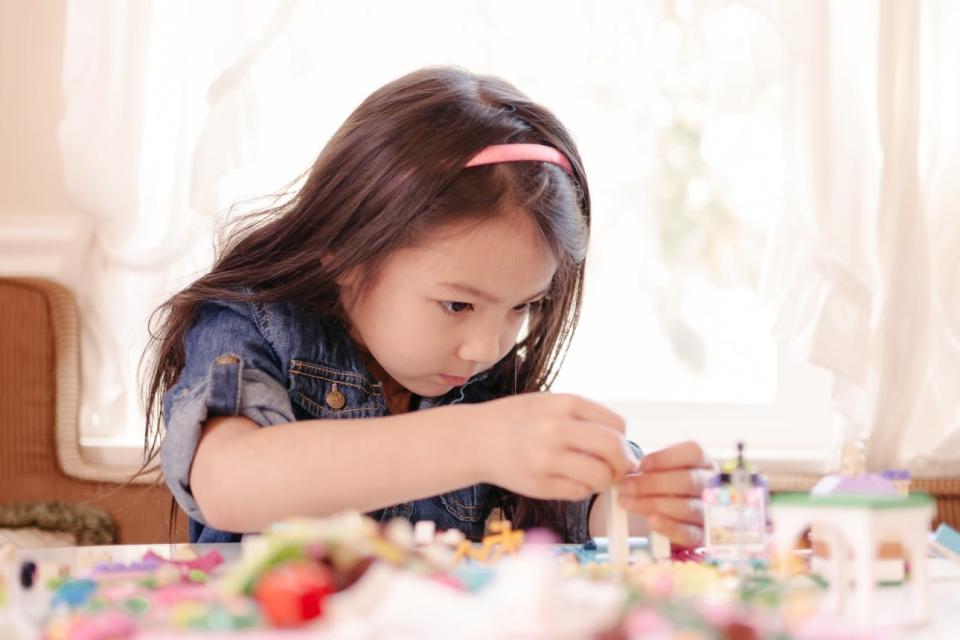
[439,374,469,386]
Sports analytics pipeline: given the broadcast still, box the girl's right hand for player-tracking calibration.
[470,392,637,501]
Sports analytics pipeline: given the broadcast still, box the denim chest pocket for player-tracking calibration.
[288,359,383,419]
[438,486,486,523]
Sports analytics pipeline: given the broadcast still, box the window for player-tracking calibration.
[71,0,833,469]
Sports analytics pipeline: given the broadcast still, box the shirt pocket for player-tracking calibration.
[288,359,383,419]
[438,486,486,523]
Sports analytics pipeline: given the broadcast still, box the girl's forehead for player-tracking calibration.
[395,214,558,292]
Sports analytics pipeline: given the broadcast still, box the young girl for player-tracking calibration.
[143,67,713,545]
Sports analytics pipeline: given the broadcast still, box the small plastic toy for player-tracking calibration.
[769,491,935,627]
[930,522,960,565]
[253,561,334,627]
[880,469,912,495]
[413,520,436,546]
[650,533,670,561]
[702,443,768,567]
[454,520,525,563]
[606,485,630,567]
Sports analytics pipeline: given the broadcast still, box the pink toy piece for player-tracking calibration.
[98,584,139,604]
[149,583,215,607]
[142,549,224,573]
[66,611,137,640]
[429,573,466,591]
[671,547,707,563]
[523,528,559,545]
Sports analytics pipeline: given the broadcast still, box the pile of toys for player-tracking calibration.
[2,439,951,638]
[0,509,870,639]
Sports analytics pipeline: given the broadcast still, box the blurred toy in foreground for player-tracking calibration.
[769,419,936,628]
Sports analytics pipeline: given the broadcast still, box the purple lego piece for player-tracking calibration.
[880,469,911,481]
[811,473,899,496]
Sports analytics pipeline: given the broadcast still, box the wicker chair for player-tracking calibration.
[0,278,186,544]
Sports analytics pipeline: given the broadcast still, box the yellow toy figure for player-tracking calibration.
[454,521,526,564]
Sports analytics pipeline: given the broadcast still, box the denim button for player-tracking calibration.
[215,354,239,365]
[325,386,346,410]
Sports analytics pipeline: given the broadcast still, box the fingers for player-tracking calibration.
[639,441,713,472]
[617,494,704,526]
[647,513,704,548]
[618,468,713,498]
[553,450,614,494]
[559,394,626,433]
[560,422,634,479]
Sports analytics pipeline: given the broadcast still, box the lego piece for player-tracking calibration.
[930,523,960,565]
[703,443,767,564]
[438,528,466,547]
[65,611,137,639]
[171,546,198,562]
[453,521,525,564]
[254,561,334,628]
[51,579,97,608]
[811,526,906,583]
[384,517,414,549]
[650,532,670,561]
[413,520,436,546]
[769,491,935,627]
[812,473,898,497]
[880,469,911,496]
[19,561,37,588]
[606,486,629,567]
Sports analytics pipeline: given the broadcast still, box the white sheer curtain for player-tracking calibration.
[759,0,960,474]
[58,0,282,446]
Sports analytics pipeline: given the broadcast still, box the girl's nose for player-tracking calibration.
[457,329,503,367]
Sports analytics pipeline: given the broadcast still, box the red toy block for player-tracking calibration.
[254,561,334,627]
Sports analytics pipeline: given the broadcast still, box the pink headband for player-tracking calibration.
[465,143,573,175]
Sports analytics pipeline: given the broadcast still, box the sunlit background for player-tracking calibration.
[3,0,957,474]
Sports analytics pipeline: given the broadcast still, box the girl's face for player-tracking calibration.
[339,212,558,397]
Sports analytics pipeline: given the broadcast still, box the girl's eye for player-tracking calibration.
[440,301,473,314]
[514,299,545,314]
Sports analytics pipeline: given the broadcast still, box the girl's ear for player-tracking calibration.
[321,253,359,288]
[334,266,361,289]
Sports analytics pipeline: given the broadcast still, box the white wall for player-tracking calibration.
[0,0,76,216]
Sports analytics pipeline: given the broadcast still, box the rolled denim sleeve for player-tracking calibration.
[160,300,294,525]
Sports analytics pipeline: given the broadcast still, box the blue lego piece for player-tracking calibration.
[931,523,960,564]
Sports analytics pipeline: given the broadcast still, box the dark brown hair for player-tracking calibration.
[142,66,592,540]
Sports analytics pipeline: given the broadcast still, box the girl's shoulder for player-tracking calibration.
[187,295,359,375]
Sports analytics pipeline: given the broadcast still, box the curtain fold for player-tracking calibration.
[58,0,286,446]
[760,0,959,474]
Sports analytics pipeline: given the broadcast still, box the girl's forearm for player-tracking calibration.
[190,404,486,532]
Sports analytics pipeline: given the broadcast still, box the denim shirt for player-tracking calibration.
[160,298,616,544]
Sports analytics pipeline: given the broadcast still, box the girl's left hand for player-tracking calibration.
[616,441,715,548]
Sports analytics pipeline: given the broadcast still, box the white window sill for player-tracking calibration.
[80,437,150,469]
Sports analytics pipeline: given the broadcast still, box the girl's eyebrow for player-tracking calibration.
[438,282,549,305]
